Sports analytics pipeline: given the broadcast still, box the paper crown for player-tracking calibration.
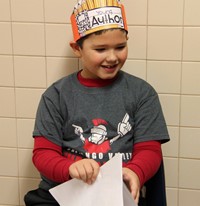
[71,0,128,42]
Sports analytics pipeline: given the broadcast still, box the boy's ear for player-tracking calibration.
[69,41,82,57]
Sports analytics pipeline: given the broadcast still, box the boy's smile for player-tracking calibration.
[71,29,128,80]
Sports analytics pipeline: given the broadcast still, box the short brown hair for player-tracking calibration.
[76,28,127,49]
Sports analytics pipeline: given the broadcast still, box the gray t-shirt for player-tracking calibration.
[33,71,169,189]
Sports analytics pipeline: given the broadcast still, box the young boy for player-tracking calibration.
[24,0,170,205]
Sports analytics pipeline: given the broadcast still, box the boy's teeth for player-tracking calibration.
[104,65,114,68]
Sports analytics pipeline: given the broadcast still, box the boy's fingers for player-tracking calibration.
[69,159,100,184]
[130,188,139,203]
[78,167,87,182]
[71,164,86,182]
[135,192,140,204]
[69,163,87,182]
[91,162,100,182]
[85,161,100,184]
[83,163,94,184]
[122,168,140,203]
[69,167,80,179]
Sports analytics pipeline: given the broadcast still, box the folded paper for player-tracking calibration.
[49,154,137,206]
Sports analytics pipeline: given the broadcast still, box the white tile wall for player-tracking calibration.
[14,56,46,88]
[179,189,200,206]
[123,0,147,25]
[0,148,18,176]
[0,177,19,205]
[180,96,200,127]
[10,0,44,22]
[0,87,16,117]
[12,23,45,56]
[159,94,180,126]
[0,56,14,86]
[164,157,179,188]
[0,0,200,205]
[123,60,146,80]
[45,24,74,57]
[183,27,200,61]
[162,126,179,157]
[180,128,200,159]
[0,0,11,21]
[46,57,78,86]
[147,27,183,60]
[44,0,75,23]
[184,0,200,26]
[15,88,44,118]
[0,118,17,147]
[182,62,200,95]
[179,159,200,189]
[148,0,184,25]
[127,26,147,59]
[18,149,40,178]
[17,119,35,148]
[0,23,13,54]
[147,61,181,94]
[166,188,178,206]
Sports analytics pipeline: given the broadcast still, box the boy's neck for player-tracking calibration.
[77,70,117,87]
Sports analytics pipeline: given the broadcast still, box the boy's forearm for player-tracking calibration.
[123,141,162,187]
[33,136,74,183]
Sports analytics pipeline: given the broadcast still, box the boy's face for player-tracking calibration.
[73,29,128,80]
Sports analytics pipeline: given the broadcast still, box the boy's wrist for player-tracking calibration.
[123,165,143,187]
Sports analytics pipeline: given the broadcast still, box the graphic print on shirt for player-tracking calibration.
[72,113,132,154]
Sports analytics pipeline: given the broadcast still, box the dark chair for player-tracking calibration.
[139,160,167,206]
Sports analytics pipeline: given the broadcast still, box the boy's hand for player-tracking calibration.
[122,167,140,204]
[69,159,100,185]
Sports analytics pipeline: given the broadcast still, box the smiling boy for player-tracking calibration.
[24,1,169,206]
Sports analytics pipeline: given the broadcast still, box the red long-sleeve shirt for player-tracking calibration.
[33,136,161,187]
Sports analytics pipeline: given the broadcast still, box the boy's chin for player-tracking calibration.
[101,72,120,80]
[98,69,120,79]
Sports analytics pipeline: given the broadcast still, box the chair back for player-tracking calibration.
[145,160,167,206]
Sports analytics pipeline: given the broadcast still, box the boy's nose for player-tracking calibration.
[106,50,118,63]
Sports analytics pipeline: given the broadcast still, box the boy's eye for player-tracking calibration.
[116,46,126,50]
[95,48,106,52]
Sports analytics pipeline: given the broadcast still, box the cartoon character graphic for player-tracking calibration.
[72,113,132,153]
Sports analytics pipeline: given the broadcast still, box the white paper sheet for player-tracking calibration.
[49,154,137,206]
